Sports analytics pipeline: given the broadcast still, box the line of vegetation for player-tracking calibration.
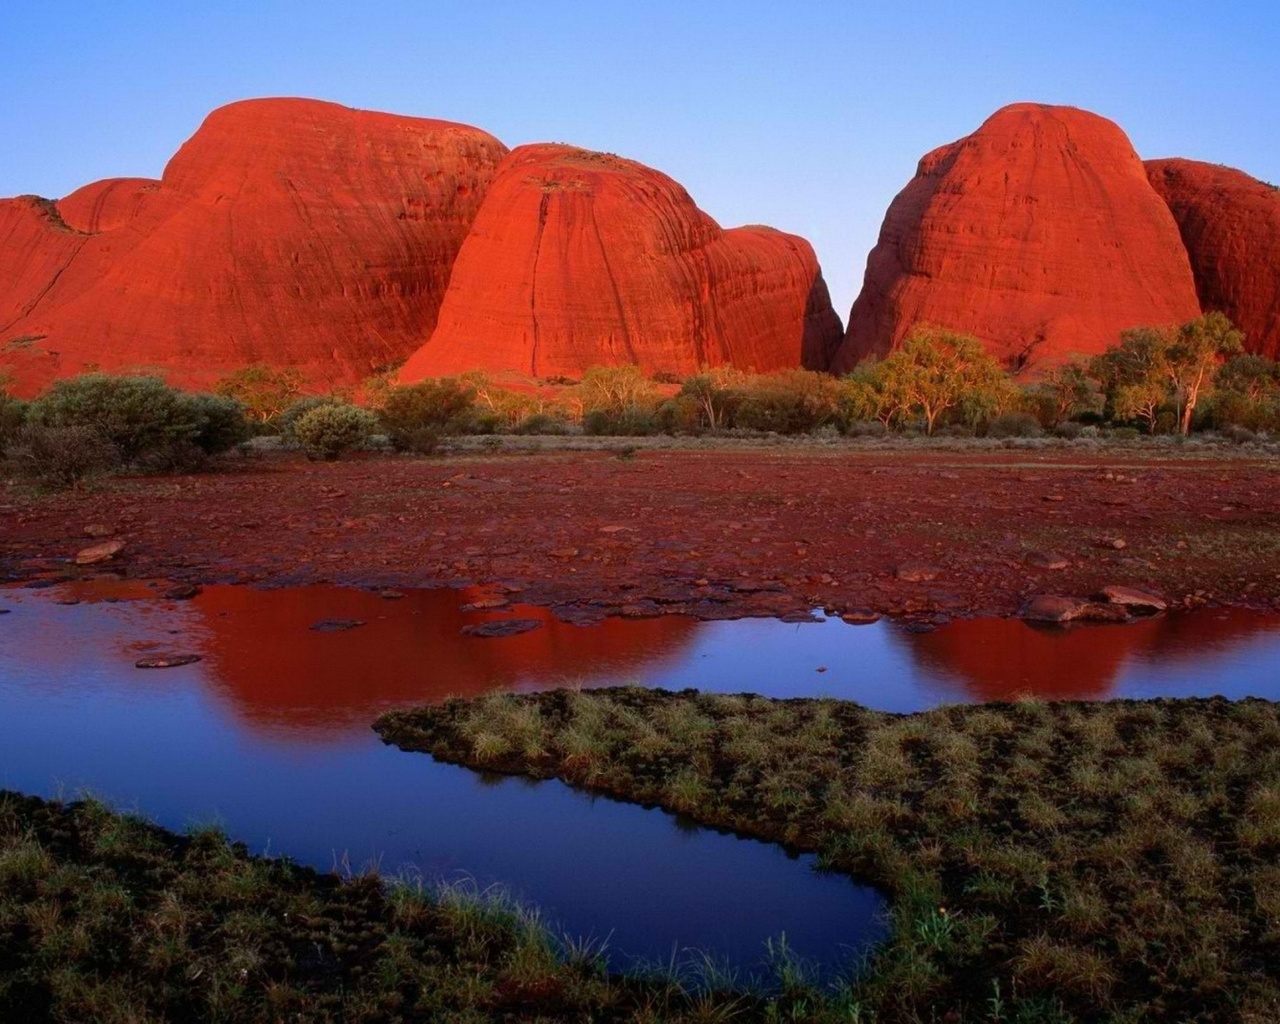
[376,688,1280,1023]
[1,789,875,1022]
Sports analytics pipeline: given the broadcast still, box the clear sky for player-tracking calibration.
[2,1,1276,320]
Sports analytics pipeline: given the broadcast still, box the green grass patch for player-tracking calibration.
[1,790,829,1022]
[377,689,1280,1023]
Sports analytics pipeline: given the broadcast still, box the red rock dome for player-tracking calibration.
[832,103,1202,374]
[399,144,843,382]
[1146,158,1280,360]
[56,177,159,234]
[0,98,507,395]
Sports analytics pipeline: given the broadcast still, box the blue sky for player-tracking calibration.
[2,1,1276,319]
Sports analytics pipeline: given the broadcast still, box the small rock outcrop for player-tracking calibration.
[399,144,843,382]
[833,103,1202,374]
[0,98,508,395]
[1146,158,1280,360]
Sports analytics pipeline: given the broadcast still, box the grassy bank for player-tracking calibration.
[1,790,823,1023]
[376,690,1280,1023]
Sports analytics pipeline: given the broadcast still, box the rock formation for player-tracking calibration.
[1146,158,1280,360]
[0,98,508,395]
[832,103,1202,374]
[399,144,843,382]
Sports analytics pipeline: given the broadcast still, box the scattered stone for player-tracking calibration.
[461,597,509,611]
[841,609,882,625]
[461,619,542,638]
[598,525,634,533]
[816,666,828,673]
[309,618,366,632]
[1096,585,1167,614]
[895,564,940,582]
[378,589,405,600]
[54,598,81,606]
[1025,551,1070,570]
[1097,537,1127,550]
[83,524,115,538]
[162,583,201,601]
[75,540,125,566]
[549,548,579,559]
[1041,494,1066,503]
[1020,595,1093,623]
[135,654,202,669]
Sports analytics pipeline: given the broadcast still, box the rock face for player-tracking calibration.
[833,103,1202,374]
[0,98,508,395]
[1146,158,1280,360]
[400,144,843,382]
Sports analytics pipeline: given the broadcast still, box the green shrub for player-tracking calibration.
[0,394,27,446]
[291,404,376,460]
[843,419,887,438]
[1053,420,1084,440]
[214,364,305,424]
[654,395,705,435]
[4,424,120,487]
[987,412,1044,438]
[379,379,477,452]
[512,412,569,435]
[180,393,251,454]
[582,407,658,436]
[29,375,199,462]
[727,370,842,434]
[278,396,342,443]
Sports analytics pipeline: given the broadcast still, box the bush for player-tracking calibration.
[379,379,477,452]
[1053,420,1084,440]
[4,424,120,487]
[654,395,705,435]
[180,393,251,454]
[291,404,376,460]
[25,374,249,471]
[214,365,305,424]
[512,412,569,435]
[29,375,200,462]
[843,419,887,438]
[0,395,27,447]
[278,396,342,443]
[582,407,659,436]
[986,412,1044,438]
[727,370,842,434]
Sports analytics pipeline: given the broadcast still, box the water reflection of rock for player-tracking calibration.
[191,585,698,740]
[900,610,1280,702]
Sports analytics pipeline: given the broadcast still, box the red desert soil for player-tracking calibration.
[833,103,1202,374]
[1147,157,1280,361]
[0,98,507,396]
[4,445,1279,625]
[400,143,843,381]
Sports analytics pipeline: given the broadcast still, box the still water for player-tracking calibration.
[3,579,1278,973]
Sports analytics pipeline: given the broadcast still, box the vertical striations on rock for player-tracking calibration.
[832,103,1202,374]
[1146,158,1280,360]
[399,144,843,382]
[0,98,508,395]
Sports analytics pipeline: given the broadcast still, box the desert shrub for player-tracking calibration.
[291,403,376,460]
[5,424,120,487]
[650,369,683,385]
[676,372,744,431]
[1223,424,1259,444]
[1105,426,1142,441]
[1053,420,1084,440]
[29,374,200,462]
[727,369,842,434]
[654,395,705,435]
[936,422,975,438]
[843,419,887,438]
[512,412,569,435]
[582,407,659,436]
[379,378,478,452]
[214,364,305,424]
[277,396,342,443]
[180,393,251,454]
[579,365,658,413]
[0,394,27,446]
[987,412,1044,438]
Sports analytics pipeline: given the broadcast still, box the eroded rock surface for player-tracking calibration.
[1,98,508,395]
[400,144,843,381]
[1146,158,1280,360]
[834,103,1202,374]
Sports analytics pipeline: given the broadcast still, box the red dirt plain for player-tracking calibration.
[3,442,1279,626]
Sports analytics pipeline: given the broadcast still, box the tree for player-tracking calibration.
[1165,312,1244,435]
[873,326,1010,435]
[1089,326,1173,433]
[1035,361,1101,426]
[578,365,657,413]
[215,364,306,423]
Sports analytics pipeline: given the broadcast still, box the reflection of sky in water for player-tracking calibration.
[0,584,885,976]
